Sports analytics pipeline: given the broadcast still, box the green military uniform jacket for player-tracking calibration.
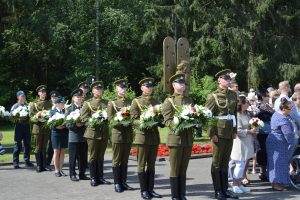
[107,96,132,144]
[29,99,52,134]
[82,93,92,102]
[162,93,194,147]
[130,94,160,145]
[80,97,109,140]
[205,87,238,139]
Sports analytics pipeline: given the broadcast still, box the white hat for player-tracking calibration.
[247,93,257,101]
[249,88,255,93]
[229,72,237,79]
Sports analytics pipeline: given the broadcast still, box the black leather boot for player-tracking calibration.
[42,153,52,171]
[97,161,111,184]
[221,170,238,199]
[147,170,162,198]
[211,167,226,200]
[35,153,42,173]
[138,172,151,199]
[89,162,98,187]
[170,177,180,200]
[179,176,187,200]
[121,164,134,190]
[113,166,123,193]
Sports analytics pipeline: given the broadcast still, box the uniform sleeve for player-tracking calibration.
[101,99,108,109]
[65,106,71,115]
[29,102,36,117]
[46,101,52,110]
[10,103,18,112]
[107,101,115,122]
[80,102,90,123]
[205,94,218,137]
[205,94,218,115]
[130,99,140,126]
[48,109,55,118]
[162,98,174,127]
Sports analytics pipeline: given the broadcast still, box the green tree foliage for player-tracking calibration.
[189,73,217,105]
[0,0,299,107]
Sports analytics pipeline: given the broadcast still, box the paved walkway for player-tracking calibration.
[0,154,299,200]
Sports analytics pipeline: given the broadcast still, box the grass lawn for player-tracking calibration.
[1,122,15,147]
[0,123,14,163]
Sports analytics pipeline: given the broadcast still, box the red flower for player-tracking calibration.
[130,143,212,157]
[131,147,137,156]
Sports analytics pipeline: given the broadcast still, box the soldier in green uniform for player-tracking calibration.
[78,81,91,101]
[29,85,52,172]
[131,78,163,199]
[205,69,238,200]
[107,79,134,193]
[80,81,111,187]
[162,73,194,200]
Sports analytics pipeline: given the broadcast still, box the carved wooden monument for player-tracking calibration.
[163,36,190,94]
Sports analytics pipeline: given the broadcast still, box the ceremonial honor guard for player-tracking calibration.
[162,73,194,200]
[50,91,60,109]
[130,78,163,199]
[46,90,60,167]
[78,81,91,101]
[29,85,52,172]
[80,81,111,187]
[205,69,238,200]
[11,91,34,168]
[107,79,134,193]
[66,89,89,181]
[49,97,68,177]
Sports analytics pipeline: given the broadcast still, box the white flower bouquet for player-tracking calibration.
[0,106,11,120]
[249,117,264,128]
[46,113,65,129]
[172,104,215,134]
[11,105,29,122]
[111,106,132,126]
[65,109,81,124]
[139,104,163,130]
[87,109,108,128]
[31,110,50,123]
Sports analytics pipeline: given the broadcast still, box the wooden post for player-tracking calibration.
[163,36,190,95]
[163,36,176,93]
[177,37,190,95]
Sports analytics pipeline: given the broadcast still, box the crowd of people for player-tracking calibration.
[0,66,300,200]
[229,80,300,194]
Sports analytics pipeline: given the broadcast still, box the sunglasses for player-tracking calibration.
[220,75,231,81]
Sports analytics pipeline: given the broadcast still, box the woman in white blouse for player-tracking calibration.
[230,96,257,193]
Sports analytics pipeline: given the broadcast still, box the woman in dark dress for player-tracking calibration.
[255,90,274,181]
[266,98,298,191]
[49,97,68,177]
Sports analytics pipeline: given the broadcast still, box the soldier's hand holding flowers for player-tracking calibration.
[47,112,66,129]
[139,104,163,130]
[31,110,50,123]
[112,106,132,127]
[87,109,108,128]
[172,104,215,134]
[11,105,29,122]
